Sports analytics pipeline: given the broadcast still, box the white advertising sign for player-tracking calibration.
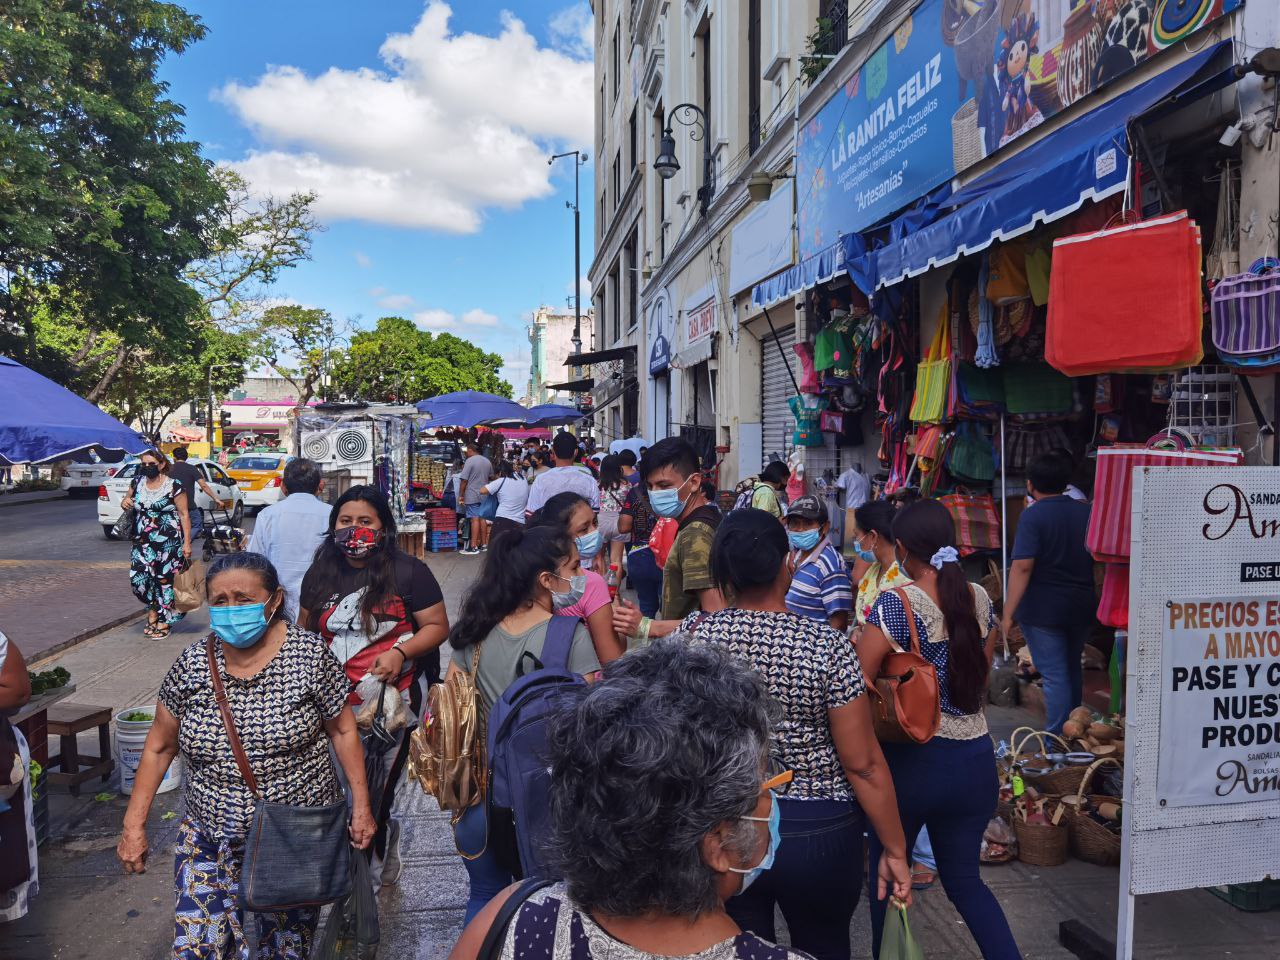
[1157,595,1280,808]
[728,187,794,295]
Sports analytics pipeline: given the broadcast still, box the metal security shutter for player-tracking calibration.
[760,325,795,468]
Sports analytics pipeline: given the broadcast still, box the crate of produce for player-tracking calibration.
[1207,880,1280,912]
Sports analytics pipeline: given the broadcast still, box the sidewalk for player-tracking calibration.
[7,550,1280,958]
[0,489,68,508]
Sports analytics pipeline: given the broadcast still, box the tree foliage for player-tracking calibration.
[331,316,510,403]
[253,304,342,409]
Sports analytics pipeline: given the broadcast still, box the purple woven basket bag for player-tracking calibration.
[1212,269,1280,358]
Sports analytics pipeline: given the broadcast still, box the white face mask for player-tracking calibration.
[549,573,587,610]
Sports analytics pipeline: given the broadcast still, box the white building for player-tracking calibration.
[527,306,595,406]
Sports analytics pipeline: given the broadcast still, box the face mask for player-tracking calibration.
[787,529,821,552]
[730,791,783,894]
[575,529,602,561]
[210,601,275,649]
[648,476,693,518]
[550,573,587,611]
[853,535,877,565]
[141,464,160,479]
[335,525,384,559]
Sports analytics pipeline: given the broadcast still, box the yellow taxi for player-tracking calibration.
[226,454,294,509]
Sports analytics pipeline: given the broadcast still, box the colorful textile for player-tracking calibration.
[1211,268,1280,357]
[129,477,186,625]
[939,493,1001,556]
[855,562,911,626]
[0,633,37,923]
[910,310,952,423]
[172,817,318,960]
[788,394,827,448]
[785,541,853,623]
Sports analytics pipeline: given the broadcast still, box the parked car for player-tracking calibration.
[226,454,295,510]
[61,454,137,498]
[98,458,243,540]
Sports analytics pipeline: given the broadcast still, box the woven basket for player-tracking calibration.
[952,98,983,173]
[1014,801,1069,866]
[1065,758,1123,866]
[1011,728,1087,796]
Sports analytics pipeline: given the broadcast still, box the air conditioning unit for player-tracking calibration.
[300,424,374,466]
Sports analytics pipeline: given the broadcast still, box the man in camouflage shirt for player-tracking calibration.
[613,437,725,640]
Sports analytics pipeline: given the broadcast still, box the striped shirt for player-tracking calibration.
[785,541,853,623]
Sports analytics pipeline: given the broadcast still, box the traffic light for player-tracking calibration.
[220,410,232,427]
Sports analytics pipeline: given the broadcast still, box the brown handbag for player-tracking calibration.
[867,587,942,744]
[407,643,487,822]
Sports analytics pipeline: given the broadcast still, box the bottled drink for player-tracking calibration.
[605,564,620,601]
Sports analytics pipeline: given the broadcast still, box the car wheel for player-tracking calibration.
[103,523,119,540]
[231,502,244,526]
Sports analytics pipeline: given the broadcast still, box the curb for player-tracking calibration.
[0,491,70,509]
[29,609,149,666]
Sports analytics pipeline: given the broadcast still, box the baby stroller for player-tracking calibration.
[201,504,248,562]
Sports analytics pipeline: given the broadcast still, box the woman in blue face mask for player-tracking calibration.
[529,492,625,666]
[851,500,911,635]
[783,495,853,633]
[116,551,374,960]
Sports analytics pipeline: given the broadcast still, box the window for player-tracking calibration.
[600,191,607,232]
[612,21,620,100]
[629,110,638,172]
[625,231,639,332]
[748,0,761,153]
[613,150,621,208]
[696,17,712,206]
[610,266,621,343]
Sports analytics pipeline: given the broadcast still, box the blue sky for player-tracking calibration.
[160,1,596,395]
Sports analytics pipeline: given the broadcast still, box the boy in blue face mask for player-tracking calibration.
[783,495,853,633]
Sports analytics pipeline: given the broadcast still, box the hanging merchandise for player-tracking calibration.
[973,255,999,369]
[1093,375,1118,413]
[1005,424,1071,474]
[955,362,1005,420]
[1097,564,1130,629]
[946,421,997,484]
[939,491,1001,556]
[789,393,828,448]
[1046,211,1204,376]
[909,309,953,423]
[1205,160,1239,281]
[987,241,1031,305]
[1001,362,1074,416]
[1025,240,1052,307]
[1210,267,1280,362]
[815,309,855,382]
[793,342,821,393]
[1086,443,1242,563]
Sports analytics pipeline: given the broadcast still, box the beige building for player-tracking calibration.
[527,306,596,406]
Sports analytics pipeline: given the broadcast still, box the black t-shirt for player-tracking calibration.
[167,461,201,501]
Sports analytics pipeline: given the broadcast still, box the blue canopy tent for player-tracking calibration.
[524,403,584,427]
[414,390,529,429]
[0,355,151,466]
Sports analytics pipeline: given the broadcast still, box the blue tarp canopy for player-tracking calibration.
[864,41,1233,291]
[524,403,583,427]
[750,240,844,310]
[415,390,528,429]
[0,355,150,466]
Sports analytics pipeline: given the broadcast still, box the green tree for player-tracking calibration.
[331,316,509,402]
[254,304,342,409]
[0,0,224,355]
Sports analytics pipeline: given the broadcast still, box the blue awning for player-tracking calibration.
[861,41,1233,291]
[750,240,843,310]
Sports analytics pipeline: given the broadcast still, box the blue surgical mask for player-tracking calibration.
[550,574,587,611]
[730,791,782,894]
[648,476,693,518]
[787,529,821,552]
[853,534,877,565]
[209,601,274,649]
[575,529,602,561]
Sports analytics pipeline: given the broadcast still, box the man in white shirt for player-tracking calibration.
[245,458,332,621]
[527,431,600,517]
[835,464,871,511]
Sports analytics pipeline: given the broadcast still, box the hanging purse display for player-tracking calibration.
[909,309,952,424]
[868,588,941,744]
[939,492,1002,556]
[206,639,352,912]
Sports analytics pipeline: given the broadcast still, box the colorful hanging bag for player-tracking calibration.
[939,491,1002,556]
[909,309,952,423]
[1211,267,1280,358]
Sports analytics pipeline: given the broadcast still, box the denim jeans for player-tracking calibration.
[626,546,663,618]
[453,802,515,924]
[1019,620,1091,734]
[868,736,1021,960]
[727,797,865,960]
[913,827,936,872]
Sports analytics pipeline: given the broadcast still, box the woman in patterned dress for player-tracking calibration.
[679,508,910,960]
[116,552,375,959]
[121,449,192,639]
[858,500,1021,960]
[451,639,819,960]
[0,631,37,924]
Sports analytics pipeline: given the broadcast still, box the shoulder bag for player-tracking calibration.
[205,638,352,911]
[112,479,139,541]
[867,588,941,744]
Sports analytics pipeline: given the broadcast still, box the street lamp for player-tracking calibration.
[655,102,714,216]
[548,150,590,365]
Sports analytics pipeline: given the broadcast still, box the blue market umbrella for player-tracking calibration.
[414,390,528,428]
[524,403,584,427]
[0,355,151,466]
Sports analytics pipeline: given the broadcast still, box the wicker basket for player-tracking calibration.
[1014,800,1070,867]
[1065,758,1123,866]
[952,98,983,173]
[1011,728,1088,796]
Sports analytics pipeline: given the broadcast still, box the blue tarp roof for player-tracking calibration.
[415,390,528,428]
[0,355,150,466]
[865,41,1233,290]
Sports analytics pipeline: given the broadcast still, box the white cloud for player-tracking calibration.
[378,293,416,310]
[414,309,458,330]
[216,2,592,232]
[354,251,373,268]
[500,348,532,393]
[461,309,499,327]
[549,5,593,60]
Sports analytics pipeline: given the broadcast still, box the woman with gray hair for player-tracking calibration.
[450,638,831,960]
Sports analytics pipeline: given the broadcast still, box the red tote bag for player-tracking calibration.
[1087,445,1241,562]
[1097,563,1129,629]
[1046,211,1204,376]
[939,493,1002,557]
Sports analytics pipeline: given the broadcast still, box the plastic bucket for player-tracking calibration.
[115,709,182,795]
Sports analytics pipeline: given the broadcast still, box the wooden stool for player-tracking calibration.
[46,703,115,796]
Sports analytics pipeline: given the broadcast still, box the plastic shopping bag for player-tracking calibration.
[881,902,924,960]
[314,851,379,959]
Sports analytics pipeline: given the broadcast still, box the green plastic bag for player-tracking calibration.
[881,902,925,960]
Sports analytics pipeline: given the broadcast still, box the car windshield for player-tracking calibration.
[115,464,138,480]
[231,457,282,471]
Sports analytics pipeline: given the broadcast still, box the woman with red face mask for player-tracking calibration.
[299,485,450,891]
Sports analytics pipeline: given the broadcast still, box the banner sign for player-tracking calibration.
[796,0,1242,260]
[1159,595,1280,807]
[687,299,715,346]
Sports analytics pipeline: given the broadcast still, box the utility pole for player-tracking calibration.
[549,150,590,371]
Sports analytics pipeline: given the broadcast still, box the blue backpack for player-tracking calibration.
[485,615,584,879]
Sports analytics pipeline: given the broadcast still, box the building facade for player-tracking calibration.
[527,306,595,406]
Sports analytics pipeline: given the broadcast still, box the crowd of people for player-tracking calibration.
[49,429,1096,959]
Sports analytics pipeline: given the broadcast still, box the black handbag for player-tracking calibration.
[206,638,352,911]
[112,480,138,540]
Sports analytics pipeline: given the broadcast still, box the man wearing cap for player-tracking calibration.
[784,494,853,633]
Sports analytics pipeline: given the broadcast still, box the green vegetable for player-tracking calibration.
[27,667,71,694]
[121,710,153,722]
[94,792,115,802]
[161,811,177,821]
